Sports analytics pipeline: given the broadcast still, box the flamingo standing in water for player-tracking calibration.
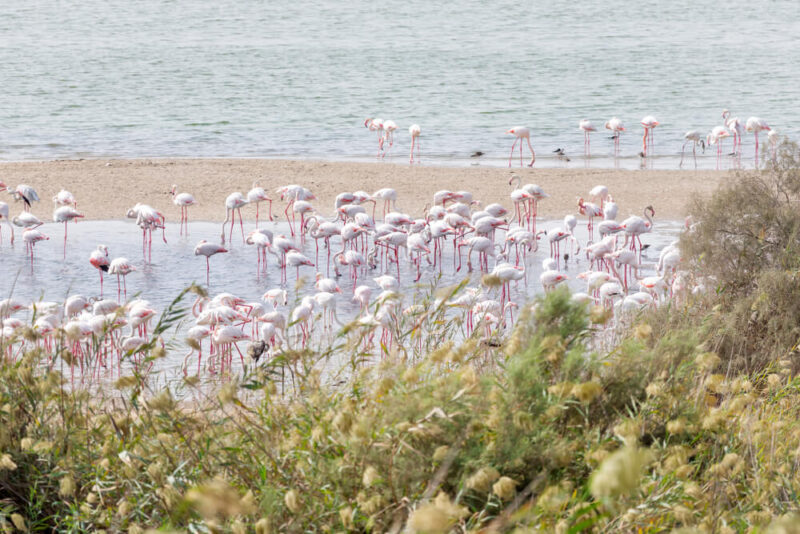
[89,245,110,297]
[195,240,228,285]
[54,206,84,259]
[171,184,196,236]
[505,126,536,167]
[382,120,397,157]
[604,117,625,155]
[276,184,314,236]
[722,110,744,156]
[680,130,705,168]
[53,190,78,216]
[109,257,135,300]
[247,182,274,227]
[640,115,659,156]
[365,118,385,157]
[0,182,13,245]
[22,228,49,267]
[221,192,248,244]
[746,117,771,164]
[706,126,730,170]
[409,124,421,163]
[579,119,597,157]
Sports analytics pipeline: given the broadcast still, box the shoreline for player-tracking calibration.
[0,158,728,222]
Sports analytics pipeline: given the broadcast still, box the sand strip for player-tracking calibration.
[0,158,727,223]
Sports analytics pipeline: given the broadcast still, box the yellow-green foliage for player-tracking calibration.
[1,286,800,533]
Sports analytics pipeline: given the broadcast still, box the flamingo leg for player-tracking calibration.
[508,139,518,167]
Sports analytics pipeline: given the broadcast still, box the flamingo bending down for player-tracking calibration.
[221,192,248,244]
[579,119,597,157]
[680,130,705,168]
[604,118,625,154]
[409,124,421,163]
[247,182,274,227]
[22,228,49,265]
[706,126,730,170]
[722,110,744,156]
[89,245,110,296]
[53,206,84,259]
[195,240,228,285]
[505,127,536,167]
[365,118,385,157]
[640,115,659,156]
[746,117,770,163]
[109,258,136,300]
[171,184,197,236]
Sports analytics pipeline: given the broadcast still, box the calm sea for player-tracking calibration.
[2,0,798,169]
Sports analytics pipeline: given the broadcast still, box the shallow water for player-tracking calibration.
[1,1,797,169]
[1,218,682,378]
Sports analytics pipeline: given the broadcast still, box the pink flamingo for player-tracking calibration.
[89,245,110,297]
[22,228,48,267]
[409,124,421,163]
[706,126,730,170]
[579,119,597,157]
[171,184,196,236]
[640,115,659,156]
[247,182,274,227]
[194,240,228,285]
[109,257,135,300]
[53,206,84,259]
[505,126,536,167]
[8,184,40,212]
[746,117,770,164]
[604,118,625,155]
[365,118,385,157]
[221,192,248,244]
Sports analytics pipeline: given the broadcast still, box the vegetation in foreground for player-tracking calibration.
[3,145,800,532]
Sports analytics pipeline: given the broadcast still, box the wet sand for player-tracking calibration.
[0,158,727,222]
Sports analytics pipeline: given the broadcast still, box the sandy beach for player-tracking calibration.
[1,158,727,222]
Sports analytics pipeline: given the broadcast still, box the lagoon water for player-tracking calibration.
[1,218,681,376]
[1,1,798,168]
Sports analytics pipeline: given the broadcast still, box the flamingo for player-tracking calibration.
[22,228,49,266]
[371,188,397,220]
[680,130,705,168]
[640,115,659,156]
[706,126,731,169]
[578,197,603,239]
[53,206,84,259]
[0,183,13,245]
[195,240,228,285]
[126,203,167,262]
[604,117,625,154]
[8,184,40,212]
[620,205,655,257]
[247,182,274,227]
[540,270,568,292]
[221,192,248,244]
[589,185,609,209]
[109,258,136,300]
[89,245,111,297]
[746,117,771,163]
[53,189,78,211]
[382,120,397,156]
[365,118,385,157]
[12,212,43,229]
[285,251,315,282]
[505,126,536,167]
[171,184,197,236]
[768,130,779,161]
[276,184,315,236]
[722,110,744,156]
[409,124,421,163]
[579,119,597,157]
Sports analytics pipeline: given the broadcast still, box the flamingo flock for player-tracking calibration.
[0,110,784,382]
[361,111,778,169]
[1,165,709,384]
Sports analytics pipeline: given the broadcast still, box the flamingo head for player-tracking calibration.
[170,184,177,195]
[646,205,655,217]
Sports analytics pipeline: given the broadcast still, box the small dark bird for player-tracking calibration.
[247,340,268,363]
[470,151,484,158]
[553,148,570,162]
